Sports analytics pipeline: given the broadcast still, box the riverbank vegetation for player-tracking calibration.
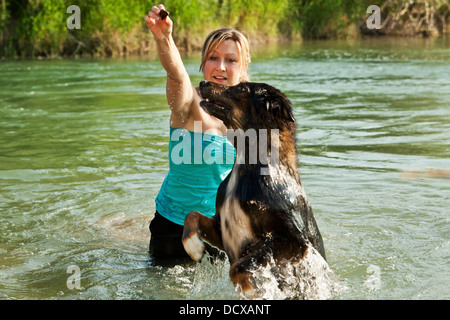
[1,0,449,58]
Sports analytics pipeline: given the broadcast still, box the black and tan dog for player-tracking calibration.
[182,80,326,296]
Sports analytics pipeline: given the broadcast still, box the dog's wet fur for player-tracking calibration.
[182,81,326,297]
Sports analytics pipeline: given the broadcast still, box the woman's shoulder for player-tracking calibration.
[170,84,226,134]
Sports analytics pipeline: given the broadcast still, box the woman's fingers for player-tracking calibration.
[151,5,160,16]
[144,4,173,39]
[144,14,155,28]
[146,5,169,23]
[150,4,166,18]
[149,6,160,20]
[144,7,162,29]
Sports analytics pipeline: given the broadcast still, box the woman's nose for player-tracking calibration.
[216,59,226,71]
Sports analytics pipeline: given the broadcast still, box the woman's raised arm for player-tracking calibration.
[145,5,195,123]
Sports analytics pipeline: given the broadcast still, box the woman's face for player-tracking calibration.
[203,40,245,87]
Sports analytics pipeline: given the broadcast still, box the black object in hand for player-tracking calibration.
[159,9,169,20]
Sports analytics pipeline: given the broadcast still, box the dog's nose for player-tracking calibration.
[200,80,207,87]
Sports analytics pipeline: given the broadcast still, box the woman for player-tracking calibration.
[144,5,251,260]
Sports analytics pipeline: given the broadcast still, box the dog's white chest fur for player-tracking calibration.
[220,163,254,262]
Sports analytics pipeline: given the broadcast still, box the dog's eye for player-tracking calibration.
[236,86,248,93]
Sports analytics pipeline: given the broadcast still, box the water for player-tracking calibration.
[1,37,449,300]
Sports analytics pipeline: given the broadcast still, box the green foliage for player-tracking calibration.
[31,0,67,56]
[286,0,366,39]
[162,0,288,37]
[1,0,448,58]
[0,0,9,32]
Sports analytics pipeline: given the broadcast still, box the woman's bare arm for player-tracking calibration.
[145,5,195,123]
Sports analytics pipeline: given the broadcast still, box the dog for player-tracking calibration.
[182,80,326,297]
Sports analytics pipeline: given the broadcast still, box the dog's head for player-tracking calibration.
[199,81,295,131]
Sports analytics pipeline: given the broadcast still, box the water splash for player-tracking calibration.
[240,246,342,300]
[189,253,238,300]
[187,246,343,300]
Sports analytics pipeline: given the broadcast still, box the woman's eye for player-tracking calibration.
[209,56,217,60]
[227,58,236,63]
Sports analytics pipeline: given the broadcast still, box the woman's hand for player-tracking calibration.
[144,4,172,41]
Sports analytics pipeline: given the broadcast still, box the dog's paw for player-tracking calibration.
[182,233,205,262]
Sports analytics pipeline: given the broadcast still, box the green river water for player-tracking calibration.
[1,37,449,300]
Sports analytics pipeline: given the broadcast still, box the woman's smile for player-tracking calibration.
[212,75,228,83]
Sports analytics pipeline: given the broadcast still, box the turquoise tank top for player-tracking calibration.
[155,127,236,225]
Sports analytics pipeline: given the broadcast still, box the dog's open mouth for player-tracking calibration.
[200,98,229,118]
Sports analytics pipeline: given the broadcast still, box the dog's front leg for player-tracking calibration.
[182,211,223,261]
[229,235,274,299]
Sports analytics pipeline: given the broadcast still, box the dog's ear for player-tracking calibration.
[266,89,295,122]
[272,100,295,122]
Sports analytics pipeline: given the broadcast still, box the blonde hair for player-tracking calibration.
[199,28,251,82]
